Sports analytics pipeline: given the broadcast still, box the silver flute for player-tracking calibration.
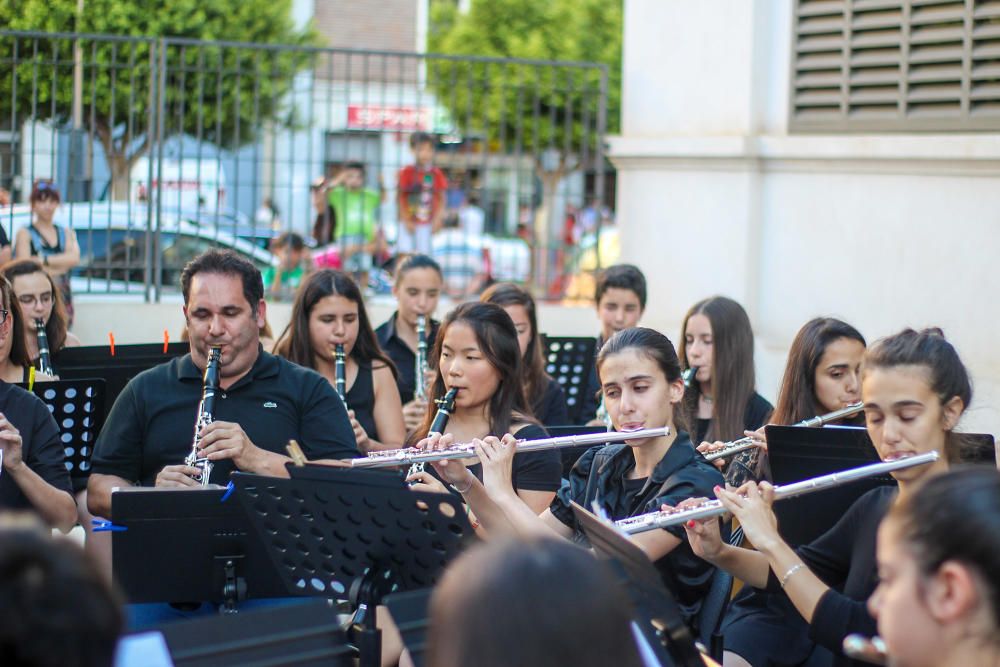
[184,346,222,487]
[842,635,887,665]
[35,318,55,376]
[615,450,938,534]
[351,426,670,469]
[414,314,428,401]
[704,402,865,462]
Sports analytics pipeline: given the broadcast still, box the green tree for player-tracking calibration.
[0,0,319,199]
[428,0,621,259]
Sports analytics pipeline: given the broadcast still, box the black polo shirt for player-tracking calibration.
[0,383,73,515]
[375,312,439,405]
[91,349,357,487]
[550,431,724,631]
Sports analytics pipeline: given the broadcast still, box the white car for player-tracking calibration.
[1,202,276,296]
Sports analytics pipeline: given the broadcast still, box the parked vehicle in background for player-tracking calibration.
[0,202,276,296]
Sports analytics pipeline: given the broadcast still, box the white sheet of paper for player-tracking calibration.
[113,631,174,667]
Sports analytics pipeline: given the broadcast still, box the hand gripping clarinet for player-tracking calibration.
[414,315,428,402]
[184,347,221,487]
[407,387,458,480]
[34,319,55,376]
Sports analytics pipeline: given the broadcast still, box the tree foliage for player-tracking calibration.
[0,0,320,197]
[428,0,621,161]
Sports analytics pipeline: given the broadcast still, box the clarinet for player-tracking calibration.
[407,387,458,480]
[681,366,697,388]
[34,319,55,376]
[719,401,866,486]
[414,315,428,401]
[334,343,347,405]
[184,347,221,487]
[614,451,938,534]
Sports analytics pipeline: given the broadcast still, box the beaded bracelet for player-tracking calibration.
[780,563,805,589]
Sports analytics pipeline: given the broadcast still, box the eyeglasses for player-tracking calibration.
[18,293,52,308]
[0,309,7,325]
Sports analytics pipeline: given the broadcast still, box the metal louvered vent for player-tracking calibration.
[790,0,1000,131]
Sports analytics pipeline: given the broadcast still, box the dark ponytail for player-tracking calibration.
[863,328,972,461]
[597,327,687,434]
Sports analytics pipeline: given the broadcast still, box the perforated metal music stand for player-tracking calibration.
[571,501,705,667]
[542,335,596,425]
[230,466,475,667]
[53,342,188,420]
[18,378,106,492]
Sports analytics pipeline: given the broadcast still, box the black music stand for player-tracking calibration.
[571,501,704,667]
[111,488,290,607]
[542,335,596,425]
[766,425,893,547]
[53,342,188,421]
[231,467,475,667]
[117,600,353,667]
[17,378,106,493]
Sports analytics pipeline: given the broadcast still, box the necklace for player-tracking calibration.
[700,394,714,404]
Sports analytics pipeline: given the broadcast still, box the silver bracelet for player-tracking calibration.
[780,563,805,589]
[452,474,474,495]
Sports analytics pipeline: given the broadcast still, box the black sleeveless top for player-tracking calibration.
[345,361,378,443]
[27,224,66,256]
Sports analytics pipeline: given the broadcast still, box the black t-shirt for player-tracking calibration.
[695,391,774,444]
[91,350,358,489]
[0,224,9,248]
[764,485,894,665]
[550,431,725,629]
[465,423,562,492]
[345,361,378,442]
[375,312,438,405]
[0,383,73,514]
[531,376,570,427]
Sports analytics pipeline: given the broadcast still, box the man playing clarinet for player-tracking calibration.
[87,250,357,519]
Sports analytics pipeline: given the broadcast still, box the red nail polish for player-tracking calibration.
[687,520,696,528]
[713,485,721,492]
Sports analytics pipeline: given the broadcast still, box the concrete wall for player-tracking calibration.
[610,0,1000,436]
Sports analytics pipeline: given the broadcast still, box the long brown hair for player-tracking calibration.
[678,296,756,442]
[480,282,550,406]
[0,275,32,368]
[411,302,533,443]
[771,317,866,425]
[1,258,69,352]
[273,270,396,377]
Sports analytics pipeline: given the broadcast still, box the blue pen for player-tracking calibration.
[91,519,127,533]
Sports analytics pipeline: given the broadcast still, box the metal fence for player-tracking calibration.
[0,30,610,301]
